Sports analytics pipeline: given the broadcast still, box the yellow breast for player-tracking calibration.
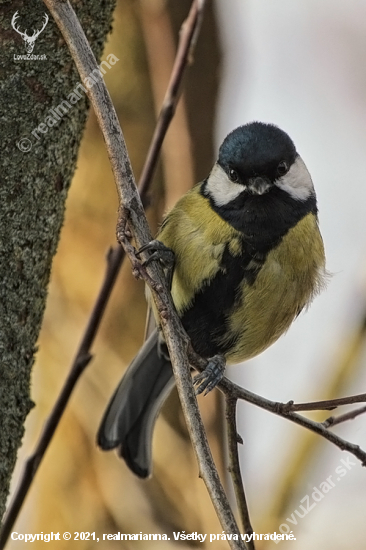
[158,185,243,314]
[224,212,326,362]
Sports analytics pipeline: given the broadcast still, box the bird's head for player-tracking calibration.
[205,122,315,207]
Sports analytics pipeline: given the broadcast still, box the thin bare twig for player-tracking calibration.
[323,405,366,428]
[138,0,205,198]
[219,380,366,466]
[0,2,208,547]
[139,0,195,204]
[226,397,255,550]
[187,351,366,466]
[281,393,366,412]
[38,1,245,548]
[0,349,92,549]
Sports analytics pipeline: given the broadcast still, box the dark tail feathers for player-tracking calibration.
[97,330,174,478]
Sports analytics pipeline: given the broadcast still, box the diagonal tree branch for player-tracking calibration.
[37,1,246,548]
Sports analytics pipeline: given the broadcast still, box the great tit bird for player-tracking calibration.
[97,121,326,478]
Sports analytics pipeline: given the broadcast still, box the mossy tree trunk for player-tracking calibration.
[0,0,116,521]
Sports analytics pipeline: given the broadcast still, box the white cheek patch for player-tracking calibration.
[206,163,245,206]
[276,156,315,201]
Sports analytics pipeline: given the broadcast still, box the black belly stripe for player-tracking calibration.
[180,245,266,358]
[181,185,318,359]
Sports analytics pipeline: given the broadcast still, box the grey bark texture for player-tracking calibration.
[0,0,116,521]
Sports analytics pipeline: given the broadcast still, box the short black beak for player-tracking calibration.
[248,176,272,195]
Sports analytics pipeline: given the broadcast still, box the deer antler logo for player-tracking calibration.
[11,11,49,54]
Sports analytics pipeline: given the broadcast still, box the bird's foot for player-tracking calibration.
[137,240,175,289]
[193,355,226,395]
[137,240,175,269]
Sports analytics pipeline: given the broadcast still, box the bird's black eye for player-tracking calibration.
[277,161,289,176]
[229,168,239,182]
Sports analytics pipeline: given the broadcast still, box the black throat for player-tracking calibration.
[201,181,317,252]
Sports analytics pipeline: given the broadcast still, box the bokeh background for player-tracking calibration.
[7,0,366,548]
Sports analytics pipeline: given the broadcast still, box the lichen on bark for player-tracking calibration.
[0,0,116,521]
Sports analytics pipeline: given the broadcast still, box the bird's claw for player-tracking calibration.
[137,240,175,269]
[193,355,226,395]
